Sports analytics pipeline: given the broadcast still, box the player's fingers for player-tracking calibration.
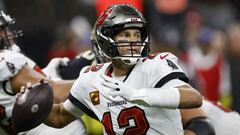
[26,82,32,89]
[20,86,25,93]
[100,73,116,83]
[108,90,119,97]
[107,93,122,102]
[101,81,118,89]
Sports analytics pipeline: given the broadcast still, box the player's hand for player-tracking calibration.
[42,57,69,79]
[16,80,48,100]
[15,82,32,105]
[99,73,136,101]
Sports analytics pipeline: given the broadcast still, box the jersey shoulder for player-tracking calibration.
[78,63,110,83]
[151,52,179,63]
[141,52,180,72]
[70,63,110,105]
[0,50,27,81]
[138,52,187,87]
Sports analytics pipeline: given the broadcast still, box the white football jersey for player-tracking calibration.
[64,52,189,135]
[201,100,240,135]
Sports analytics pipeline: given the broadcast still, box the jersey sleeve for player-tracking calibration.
[64,66,99,120]
[147,52,189,88]
[24,55,37,69]
[0,50,27,81]
[63,99,85,119]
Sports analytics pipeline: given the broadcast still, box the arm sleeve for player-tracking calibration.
[64,66,99,120]
[63,99,85,119]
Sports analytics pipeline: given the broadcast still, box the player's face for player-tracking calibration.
[114,29,142,57]
[0,28,15,47]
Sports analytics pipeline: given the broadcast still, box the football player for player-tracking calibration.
[46,9,217,135]
[54,32,218,135]
[43,4,206,135]
[0,11,85,134]
[200,100,240,135]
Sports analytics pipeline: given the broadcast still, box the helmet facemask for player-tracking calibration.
[0,11,23,51]
[97,22,150,65]
[116,40,149,64]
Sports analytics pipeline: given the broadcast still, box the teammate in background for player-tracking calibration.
[42,4,204,135]
[200,100,240,135]
[0,11,85,135]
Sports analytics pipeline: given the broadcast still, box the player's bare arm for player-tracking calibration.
[177,85,202,108]
[10,65,74,102]
[181,106,215,135]
[45,103,76,128]
[181,108,205,135]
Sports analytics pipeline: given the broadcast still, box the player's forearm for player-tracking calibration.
[45,103,76,128]
[177,85,203,109]
[49,80,75,103]
[10,65,46,93]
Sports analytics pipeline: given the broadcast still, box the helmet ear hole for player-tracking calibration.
[0,11,22,50]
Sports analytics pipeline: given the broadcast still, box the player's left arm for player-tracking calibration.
[45,103,77,128]
[100,74,202,109]
[10,65,74,103]
[177,85,203,108]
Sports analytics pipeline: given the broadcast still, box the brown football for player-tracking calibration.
[12,82,53,133]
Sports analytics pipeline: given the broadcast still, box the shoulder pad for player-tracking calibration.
[142,52,187,87]
[158,52,179,63]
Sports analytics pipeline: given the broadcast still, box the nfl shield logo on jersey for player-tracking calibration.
[89,91,100,105]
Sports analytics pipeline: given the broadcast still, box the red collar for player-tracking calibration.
[105,64,113,77]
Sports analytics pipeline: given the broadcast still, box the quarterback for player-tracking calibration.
[44,4,204,135]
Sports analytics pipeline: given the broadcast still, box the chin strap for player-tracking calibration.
[120,57,140,65]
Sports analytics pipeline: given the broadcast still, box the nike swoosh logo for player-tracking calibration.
[160,53,169,60]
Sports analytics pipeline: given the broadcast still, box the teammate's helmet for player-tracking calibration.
[95,4,150,65]
[0,11,23,50]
